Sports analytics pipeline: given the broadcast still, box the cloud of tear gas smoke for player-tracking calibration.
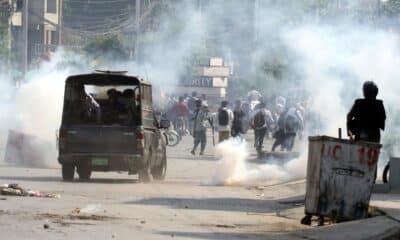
[1,50,84,167]
[0,73,12,162]
[0,4,207,167]
[106,4,206,90]
[210,138,307,186]
[3,1,400,178]
[209,3,400,184]
[283,25,400,172]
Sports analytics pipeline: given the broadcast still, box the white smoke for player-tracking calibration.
[285,24,400,173]
[0,4,207,167]
[2,50,79,167]
[211,138,307,186]
[2,1,400,178]
[210,5,400,185]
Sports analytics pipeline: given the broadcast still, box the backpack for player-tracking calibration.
[284,114,299,133]
[188,97,197,111]
[253,111,266,128]
[218,109,229,126]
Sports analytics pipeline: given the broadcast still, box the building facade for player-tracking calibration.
[10,0,62,73]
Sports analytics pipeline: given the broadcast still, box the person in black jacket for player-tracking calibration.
[231,100,245,137]
[347,81,386,143]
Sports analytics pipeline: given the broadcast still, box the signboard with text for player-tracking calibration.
[182,77,213,87]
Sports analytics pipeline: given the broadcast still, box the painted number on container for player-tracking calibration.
[321,143,342,160]
[358,147,379,168]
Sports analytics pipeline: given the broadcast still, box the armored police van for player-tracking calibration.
[58,71,168,182]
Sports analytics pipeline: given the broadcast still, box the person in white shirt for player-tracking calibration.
[250,102,274,152]
[214,100,234,143]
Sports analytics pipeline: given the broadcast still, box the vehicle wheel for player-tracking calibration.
[77,161,92,180]
[383,163,390,183]
[139,150,153,183]
[165,131,180,147]
[152,148,167,180]
[139,168,153,183]
[62,164,75,181]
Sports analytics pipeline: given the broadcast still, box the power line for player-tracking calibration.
[63,0,130,4]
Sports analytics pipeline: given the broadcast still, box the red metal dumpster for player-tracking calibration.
[303,136,381,224]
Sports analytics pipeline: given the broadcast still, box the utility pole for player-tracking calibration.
[58,0,63,45]
[22,0,29,74]
[135,0,140,62]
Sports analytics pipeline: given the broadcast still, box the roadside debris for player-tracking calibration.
[71,204,103,215]
[216,224,236,228]
[80,204,103,214]
[0,183,61,198]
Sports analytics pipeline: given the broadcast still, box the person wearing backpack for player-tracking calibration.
[231,100,245,137]
[214,100,234,143]
[282,106,303,151]
[250,102,274,152]
[271,105,302,152]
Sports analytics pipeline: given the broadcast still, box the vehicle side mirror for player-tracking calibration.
[160,119,170,129]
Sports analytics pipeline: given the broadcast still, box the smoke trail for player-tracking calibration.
[2,50,80,167]
[0,4,207,167]
[211,138,307,186]
[209,3,400,185]
[284,24,400,172]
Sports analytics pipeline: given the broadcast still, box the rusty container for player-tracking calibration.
[304,136,381,221]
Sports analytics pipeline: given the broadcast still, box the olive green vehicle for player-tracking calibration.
[57,71,169,182]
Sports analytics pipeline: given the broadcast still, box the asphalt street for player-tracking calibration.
[0,132,398,239]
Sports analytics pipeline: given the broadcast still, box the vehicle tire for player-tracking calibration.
[383,163,390,183]
[165,131,180,147]
[62,164,75,181]
[152,148,167,180]
[139,150,153,183]
[139,168,153,183]
[77,161,92,180]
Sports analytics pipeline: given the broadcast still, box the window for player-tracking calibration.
[15,0,23,12]
[46,0,57,14]
[51,30,58,45]
[46,30,50,44]
[65,84,140,126]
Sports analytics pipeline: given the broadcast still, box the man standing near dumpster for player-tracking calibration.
[214,100,234,143]
[347,81,386,143]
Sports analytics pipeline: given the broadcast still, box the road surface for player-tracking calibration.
[0,132,398,239]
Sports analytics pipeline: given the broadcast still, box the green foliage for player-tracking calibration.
[382,0,400,17]
[83,34,128,63]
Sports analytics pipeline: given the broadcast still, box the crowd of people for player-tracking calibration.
[157,90,306,155]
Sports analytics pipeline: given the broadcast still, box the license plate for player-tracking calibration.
[91,158,108,166]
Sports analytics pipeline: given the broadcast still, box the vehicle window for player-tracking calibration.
[64,84,140,126]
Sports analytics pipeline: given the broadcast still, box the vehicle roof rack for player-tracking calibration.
[94,70,128,75]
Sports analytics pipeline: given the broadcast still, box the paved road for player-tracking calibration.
[0,132,311,239]
[0,132,399,239]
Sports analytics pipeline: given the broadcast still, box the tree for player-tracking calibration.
[84,34,128,64]
[382,0,400,17]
